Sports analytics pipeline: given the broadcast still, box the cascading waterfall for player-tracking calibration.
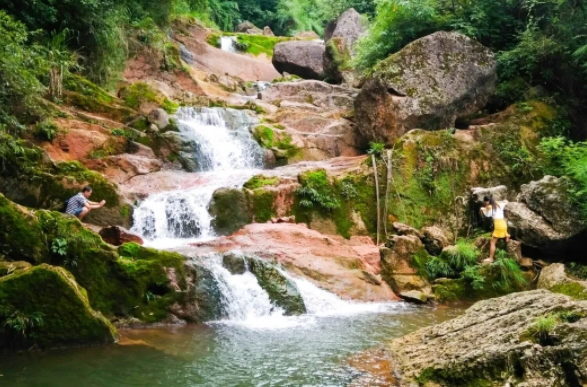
[131,107,264,246]
[220,36,237,52]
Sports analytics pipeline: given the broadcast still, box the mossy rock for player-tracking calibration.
[0,264,117,350]
[245,256,306,315]
[208,188,253,236]
[119,82,178,114]
[0,194,50,264]
[0,134,131,227]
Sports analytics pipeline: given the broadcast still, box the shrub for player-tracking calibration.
[33,120,60,142]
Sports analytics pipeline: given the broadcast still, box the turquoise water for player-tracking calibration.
[0,304,463,387]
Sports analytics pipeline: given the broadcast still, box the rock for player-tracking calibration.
[324,8,365,54]
[262,26,274,37]
[355,31,497,146]
[99,226,144,246]
[518,257,535,270]
[420,226,450,256]
[82,154,162,185]
[272,41,326,80]
[323,8,365,84]
[538,263,587,300]
[147,108,170,129]
[382,290,587,387]
[146,124,159,134]
[222,251,247,275]
[260,80,355,105]
[399,290,427,304]
[392,222,423,239]
[506,239,523,262]
[507,202,583,252]
[0,264,117,350]
[294,31,320,39]
[381,235,431,294]
[0,261,32,276]
[470,185,510,206]
[208,188,253,236]
[176,223,397,302]
[235,21,262,35]
[246,256,307,315]
[518,176,585,237]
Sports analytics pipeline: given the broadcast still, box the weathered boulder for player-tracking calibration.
[82,154,162,185]
[324,8,364,54]
[147,108,170,130]
[273,41,326,80]
[399,290,427,304]
[222,251,247,275]
[538,263,587,300]
[518,176,585,237]
[99,226,144,246]
[0,265,117,350]
[380,235,431,296]
[323,8,365,84]
[235,21,262,35]
[507,200,584,252]
[383,290,587,387]
[470,185,510,206]
[294,31,320,39]
[208,188,253,236]
[262,26,275,37]
[392,222,423,239]
[355,31,497,146]
[421,226,450,256]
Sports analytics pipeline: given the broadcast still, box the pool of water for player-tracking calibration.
[0,304,464,387]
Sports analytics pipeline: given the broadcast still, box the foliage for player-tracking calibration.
[244,175,279,190]
[33,120,60,142]
[50,238,67,257]
[538,137,587,222]
[367,141,385,156]
[0,11,48,131]
[527,314,558,345]
[568,262,587,280]
[295,170,340,211]
[0,306,44,338]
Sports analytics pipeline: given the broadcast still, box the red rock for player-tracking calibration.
[99,226,144,246]
[176,223,398,302]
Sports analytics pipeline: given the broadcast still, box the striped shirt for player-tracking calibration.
[66,193,88,214]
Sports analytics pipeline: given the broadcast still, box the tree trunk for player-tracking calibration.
[372,153,381,245]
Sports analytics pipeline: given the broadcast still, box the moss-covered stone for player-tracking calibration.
[208,188,253,236]
[551,282,587,300]
[243,175,279,190]
[119,82,178,114]
[0,264,117,350]
[0,134,131,227]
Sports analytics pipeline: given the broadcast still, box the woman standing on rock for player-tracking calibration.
[480,196,510,263]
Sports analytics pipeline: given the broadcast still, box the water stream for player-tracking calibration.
[0,107,467,386]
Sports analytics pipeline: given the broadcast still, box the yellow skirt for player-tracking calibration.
[493,219,510,239]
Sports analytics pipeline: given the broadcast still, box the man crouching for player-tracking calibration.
[65,186,106,221]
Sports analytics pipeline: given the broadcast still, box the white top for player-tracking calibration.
[481,202,506,220]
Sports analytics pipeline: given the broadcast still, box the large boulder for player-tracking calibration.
[355,31,497,146]
[208,188,253,236]
[380,235,431,297]
[99,226,144,246]
[382,290,587,387]
[421,226,450,256]
[518,176,585,237]
[272,41,326,80]
[538,263,587,300]
[0,265,117,350]
[507,177,585,253]
[323,8,365,84]
[235,21,262,35]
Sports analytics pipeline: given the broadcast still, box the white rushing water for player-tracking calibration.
[220,36,238,53]
[131,107,264,247]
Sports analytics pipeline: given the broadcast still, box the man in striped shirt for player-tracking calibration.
[65,186,106,221]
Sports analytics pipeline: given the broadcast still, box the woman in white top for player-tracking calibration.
[480,195,510,263]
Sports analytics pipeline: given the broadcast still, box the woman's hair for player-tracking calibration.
[483,195,500,209]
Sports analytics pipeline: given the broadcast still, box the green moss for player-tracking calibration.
[244,175,279,190]
[249,189,277,223]
[0,194,49,264]
[64,92,136,121]
[253,125,275,148]
[206,33,221,48]
[273,74,302,83]
[129,116,150,131]
[64,74,115,105]
[162,98,179,114]
[0,265,116,350]
[121,82,159,110]
[551,282,587,300]
[416,367,494,387]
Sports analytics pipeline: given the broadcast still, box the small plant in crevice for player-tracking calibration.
[524,311,585,346]
[51,238,67,256]
[295,170,340,212]
[33,120,61,142]
[0,306,45,338]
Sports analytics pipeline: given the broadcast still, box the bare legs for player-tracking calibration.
[488,236,497,262]
[78,207,90,221]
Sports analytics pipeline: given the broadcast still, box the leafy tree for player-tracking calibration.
[0,11,48,131]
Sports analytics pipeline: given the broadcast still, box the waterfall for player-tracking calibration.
[220,36,237,53]
[131,107,264,247]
